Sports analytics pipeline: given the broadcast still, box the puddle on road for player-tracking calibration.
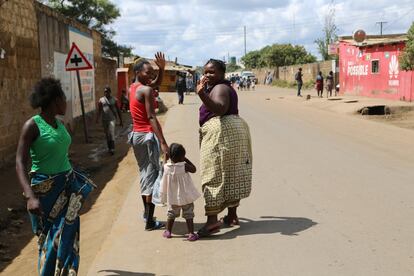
[87,125,132,162]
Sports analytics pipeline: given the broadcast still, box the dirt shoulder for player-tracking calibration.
[256,85,414,131]
[0,93,175,275]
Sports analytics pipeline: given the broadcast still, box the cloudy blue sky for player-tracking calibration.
[111,0,414,66]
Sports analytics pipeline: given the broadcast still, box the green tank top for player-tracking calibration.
[30,115,72,174]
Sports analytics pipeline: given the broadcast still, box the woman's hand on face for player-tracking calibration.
[196,76,208,95]
[27,197,43,216]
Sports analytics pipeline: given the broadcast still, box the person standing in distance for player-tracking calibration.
[176,72,187,104]
[295,68,303,97]
[96,86,123,155]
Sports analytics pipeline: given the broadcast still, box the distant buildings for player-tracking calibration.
[339,34,413,101]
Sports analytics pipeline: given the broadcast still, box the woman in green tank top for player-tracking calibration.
[16,78,95,275]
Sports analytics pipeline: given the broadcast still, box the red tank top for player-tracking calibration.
[129,82,154,133]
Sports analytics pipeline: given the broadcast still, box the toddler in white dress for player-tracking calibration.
[161,143,201,241]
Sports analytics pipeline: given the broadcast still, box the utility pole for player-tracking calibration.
[376,21,387,35]
[244,25,247,56]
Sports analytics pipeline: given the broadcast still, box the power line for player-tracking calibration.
[383,7,414,31]
[376,21,387,35]
[244,26,247,56]
[114,5,409,39]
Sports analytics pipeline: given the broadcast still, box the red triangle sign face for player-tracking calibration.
[65,42,93,71]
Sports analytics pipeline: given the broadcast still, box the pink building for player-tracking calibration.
[339,34,414,101]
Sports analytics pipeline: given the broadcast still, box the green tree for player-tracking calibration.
[240,50,261,68]
[314,6,338,61]
[241,44,316,69]
[226,63,242,73]
[47,0,132,57]
[400,22,414,71]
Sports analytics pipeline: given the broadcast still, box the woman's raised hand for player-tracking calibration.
[154,52,166,70]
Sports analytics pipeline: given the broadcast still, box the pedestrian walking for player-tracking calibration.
[239,78,245,91]
[264,72,270,84]
[176,72,187,104]
[128,53,169,231]
[185,72,193,95]
[96,86,123,155]
[326,71,334,98]
[266,72,273,85]
[16,77,96,276]
[196,59,252,237]
[160,143,201,241]
[246,77,252,90]
[315,71,324,98]
[251,78,256,90]
[295,68,303,97]
[335,84,340,96]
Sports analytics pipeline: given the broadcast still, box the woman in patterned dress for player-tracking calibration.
[196,59,252,237]
[16,78,95,275]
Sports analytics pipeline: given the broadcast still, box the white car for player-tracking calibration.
[241,71,255,78]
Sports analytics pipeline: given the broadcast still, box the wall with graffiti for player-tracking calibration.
[339,41,413,101]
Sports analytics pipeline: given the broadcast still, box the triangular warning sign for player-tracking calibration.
[65,43,93,71]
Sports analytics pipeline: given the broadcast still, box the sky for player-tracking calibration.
[111,0,414,66]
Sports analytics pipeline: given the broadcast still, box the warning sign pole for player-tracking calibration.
[65,42,93,143]
[76,70,89,143]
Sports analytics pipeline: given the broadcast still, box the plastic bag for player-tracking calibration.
[152,162,166,206]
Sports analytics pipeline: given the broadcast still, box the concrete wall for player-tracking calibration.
[278,61,334,83]
[0,0,41,166]
[252,61,335,85]
[253,68,279,85]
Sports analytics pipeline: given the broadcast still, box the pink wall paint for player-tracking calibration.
[339,41,413,101]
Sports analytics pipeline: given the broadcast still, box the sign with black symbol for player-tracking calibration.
[65,42,93,71]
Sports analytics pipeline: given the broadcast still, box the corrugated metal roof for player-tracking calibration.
[339,33,408,47]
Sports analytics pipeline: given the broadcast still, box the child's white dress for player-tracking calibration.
[160,161,201,206]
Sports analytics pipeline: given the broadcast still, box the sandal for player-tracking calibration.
[163,230,172,239]
[221,215,239,227]
[187,233,199,242]
[197,222,222,237]
[145,220,165,231]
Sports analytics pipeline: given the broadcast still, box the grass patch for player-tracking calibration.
[272,79,314,90]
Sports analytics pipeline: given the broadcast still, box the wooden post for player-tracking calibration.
[76,70,89,143]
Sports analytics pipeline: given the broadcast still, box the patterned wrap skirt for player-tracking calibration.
[200,115,252,216]
[29,169,95,276]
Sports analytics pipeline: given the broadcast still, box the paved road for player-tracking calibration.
[87,88,414,276]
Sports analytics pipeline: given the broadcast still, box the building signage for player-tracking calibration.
[347,63,368,76]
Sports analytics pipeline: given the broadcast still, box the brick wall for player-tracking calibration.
[0,0,40,166]
[95,57,117,100]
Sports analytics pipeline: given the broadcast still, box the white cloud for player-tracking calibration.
[111,0,414,65]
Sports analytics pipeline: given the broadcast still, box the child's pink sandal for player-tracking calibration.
[187,233,199,241]
[163,230,172,239]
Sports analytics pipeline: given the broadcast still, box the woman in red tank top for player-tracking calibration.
[128,53,170,231]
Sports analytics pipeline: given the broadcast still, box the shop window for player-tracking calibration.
[371,60,379,73]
